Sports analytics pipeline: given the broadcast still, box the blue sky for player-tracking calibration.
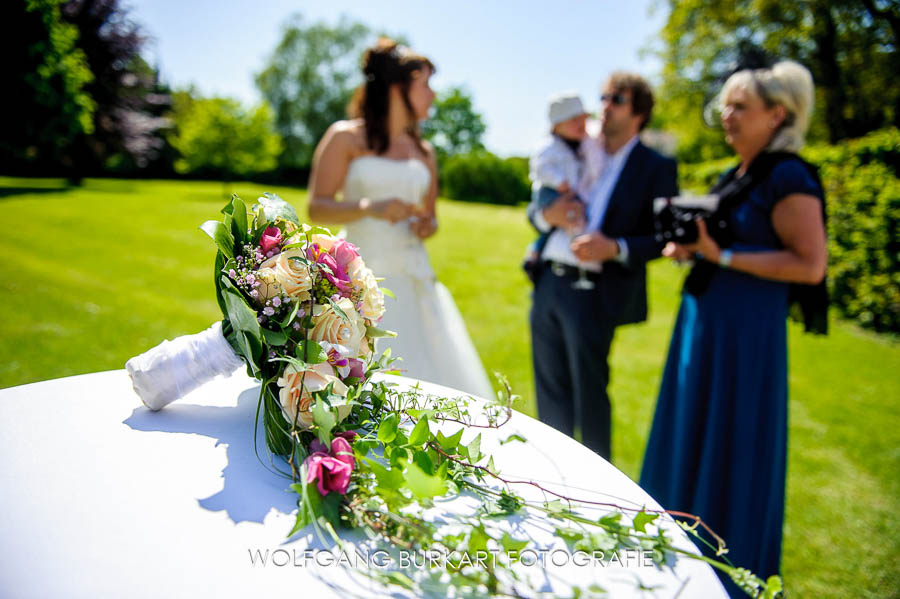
[131,0,668,156]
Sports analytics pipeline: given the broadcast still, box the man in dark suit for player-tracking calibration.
[528,72,678,461]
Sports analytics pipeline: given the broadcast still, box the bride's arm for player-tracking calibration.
[307,123,412,224]
[411,141,439,239]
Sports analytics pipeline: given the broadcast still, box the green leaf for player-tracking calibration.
[200,220,234,258]
[404,461,447,499]
[407,416,430,447]
[297,340,327,364]
[632,510,659,533]
[360,455,404,491]
[222,284,260,337]
[466,433,482,462]
[412,449,434,475]
[325,295,350,323]
[261,327,287,346]
[500,532,529,553]
[500,433,527,445]
[365,325,397,339]
[555,526,584,543]
[436,427,464,452]
[230,195,248,245]
[377,413,399,444]
[257,192,300,225]
[380,286,396,300]
[312,398,336,444]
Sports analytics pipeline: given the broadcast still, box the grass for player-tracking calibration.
[0,177,897,597]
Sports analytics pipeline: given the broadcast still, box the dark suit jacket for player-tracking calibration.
[528,140,679,326]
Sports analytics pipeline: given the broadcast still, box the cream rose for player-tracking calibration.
[347,258,385,321]
[253,267,282,305]
[276,362,349,430]
[309,233,337,252]
[259,248,312,301]
[308,298,367,357]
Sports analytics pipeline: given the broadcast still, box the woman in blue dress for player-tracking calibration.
[640,61,828,596]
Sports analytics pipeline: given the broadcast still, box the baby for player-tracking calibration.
[524,92,589,276]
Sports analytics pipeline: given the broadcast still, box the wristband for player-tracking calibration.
[718,249,733,268]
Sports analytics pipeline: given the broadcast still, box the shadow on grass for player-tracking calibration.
[0,186,73,199]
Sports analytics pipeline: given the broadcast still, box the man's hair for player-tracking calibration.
[607,71,654,131]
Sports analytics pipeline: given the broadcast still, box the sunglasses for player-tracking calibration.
[601,93,628,106]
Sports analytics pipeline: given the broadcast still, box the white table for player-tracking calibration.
[0,371,727,598]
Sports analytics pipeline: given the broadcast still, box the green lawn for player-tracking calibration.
[0,177,897,597]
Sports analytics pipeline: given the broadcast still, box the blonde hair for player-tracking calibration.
[719,60,815,152]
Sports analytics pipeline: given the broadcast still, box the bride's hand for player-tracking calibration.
[410,214,438,239]
[370,198,415,223]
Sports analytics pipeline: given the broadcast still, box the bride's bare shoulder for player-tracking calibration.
[325,119,367,148]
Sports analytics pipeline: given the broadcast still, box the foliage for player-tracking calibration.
[255,15,371,170]
[61,0,172,174]
[0,0,95,171]
[441,151,530,206]
[653,0,900,161]
[679,128,900,333]
[421,86,486,164]
[167,92,282,179]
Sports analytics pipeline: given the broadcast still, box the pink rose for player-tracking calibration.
[347,358,366,380]
[334,430,358,443]
[260,226,282,254]
[307,244,353,295]
[304,435,356,495]
[332,239,360,269]
[305,452,352,496]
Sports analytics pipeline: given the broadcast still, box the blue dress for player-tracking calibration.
[640,158,824,595]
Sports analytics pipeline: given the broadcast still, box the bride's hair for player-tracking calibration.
[349,37,435,155]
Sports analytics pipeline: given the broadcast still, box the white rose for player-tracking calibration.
[276,362,349,430]
[308,298,367,357]
[259,248,312,301]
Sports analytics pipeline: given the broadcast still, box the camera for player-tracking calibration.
[653,195,721,244]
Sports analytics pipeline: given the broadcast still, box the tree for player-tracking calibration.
[167,92,283,185]
[0,0,95,174]
[61,0,172,174]
[255,15,371,171]
[421,87,486,164]
[654,0,900,161]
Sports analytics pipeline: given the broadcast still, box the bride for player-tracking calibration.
[306,38,493,399]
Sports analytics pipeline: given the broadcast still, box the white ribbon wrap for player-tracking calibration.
[125,321,245,411]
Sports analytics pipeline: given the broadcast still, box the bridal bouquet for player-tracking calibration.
[126,194,782,598]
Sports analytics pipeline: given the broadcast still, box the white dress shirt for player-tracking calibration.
[535,134,640,271]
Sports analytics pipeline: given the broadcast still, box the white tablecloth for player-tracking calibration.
[0,370,726,598]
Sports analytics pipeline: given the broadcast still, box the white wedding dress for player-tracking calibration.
[342,156,494,399]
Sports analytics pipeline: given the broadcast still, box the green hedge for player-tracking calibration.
[680,128,900,334]
[441,151,530,206]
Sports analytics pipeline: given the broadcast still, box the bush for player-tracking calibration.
[441,151,530,206]
[679,128,900,334]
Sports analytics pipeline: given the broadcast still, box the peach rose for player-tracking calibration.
[276,362,349,430]
[253,267,283,305]
[259,248,312,301]
[347,258,385,321]
[308,298,367,357]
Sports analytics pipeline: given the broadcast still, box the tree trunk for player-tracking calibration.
[813,6,848,143]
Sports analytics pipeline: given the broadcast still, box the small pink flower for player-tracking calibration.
[260,226,282,254]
